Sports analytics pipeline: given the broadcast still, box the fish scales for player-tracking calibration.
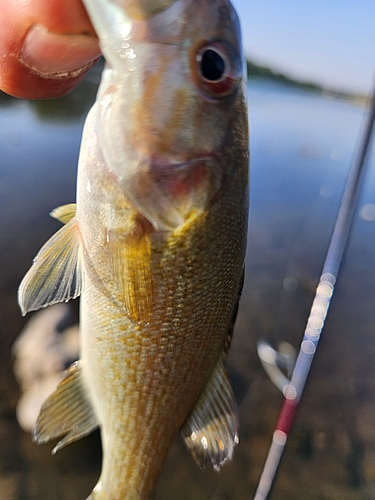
[78,113,248,497]
[18,0,249,498]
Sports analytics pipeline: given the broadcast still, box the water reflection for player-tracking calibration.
[1,76,375,499]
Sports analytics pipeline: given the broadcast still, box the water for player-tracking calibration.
[1,75,375,499]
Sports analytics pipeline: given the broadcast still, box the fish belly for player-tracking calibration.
[80,262,232,498]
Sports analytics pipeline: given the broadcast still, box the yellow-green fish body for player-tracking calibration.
[18,0,249,498]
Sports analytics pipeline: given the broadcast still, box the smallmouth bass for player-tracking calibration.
[18,0,249,498]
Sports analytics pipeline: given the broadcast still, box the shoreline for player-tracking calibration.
[247,59,368,105]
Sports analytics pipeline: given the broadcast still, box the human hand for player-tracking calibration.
[0,0,101,99]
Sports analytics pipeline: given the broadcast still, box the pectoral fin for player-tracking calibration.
[18,205,84,315]
[34,361,98,454]
[50,203,77,224]
[181,355,239,470]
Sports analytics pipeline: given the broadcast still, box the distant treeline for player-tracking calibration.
[247,59,321,92]
[246,59,367,104]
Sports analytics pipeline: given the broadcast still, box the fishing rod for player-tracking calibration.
[253,80,375,500]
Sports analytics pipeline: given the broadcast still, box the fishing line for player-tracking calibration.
[253,79,375,500]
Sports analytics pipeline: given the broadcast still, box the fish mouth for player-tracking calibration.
[122,154,223,231]
[117,0,180,19]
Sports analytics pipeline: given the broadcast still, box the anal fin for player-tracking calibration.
[34,361,98,454]
[181,355,239,470]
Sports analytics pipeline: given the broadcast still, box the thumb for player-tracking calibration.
[0,0,101,99]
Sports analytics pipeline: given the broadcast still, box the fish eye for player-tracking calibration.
[200,49,226,81]
[194,42,240,99]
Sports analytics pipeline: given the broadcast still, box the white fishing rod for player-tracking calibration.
[254,80,375,500]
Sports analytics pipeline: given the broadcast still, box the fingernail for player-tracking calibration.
[21,24,101,76]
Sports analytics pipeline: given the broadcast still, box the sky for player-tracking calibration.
[231,0,375,95]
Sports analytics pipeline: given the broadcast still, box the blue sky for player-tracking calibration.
[231,0,375,94]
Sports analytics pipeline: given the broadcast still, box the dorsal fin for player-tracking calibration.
[34,361,98,454]
[181,354,239,471]
[18,205,84,315]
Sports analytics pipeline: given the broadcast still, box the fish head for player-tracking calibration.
[83,0,248,230]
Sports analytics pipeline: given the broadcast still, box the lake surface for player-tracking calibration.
[0,72,375,499]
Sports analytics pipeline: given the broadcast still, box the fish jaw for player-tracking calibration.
[84,0,178,23]
[81,0,246,231]
[80,0,183,69]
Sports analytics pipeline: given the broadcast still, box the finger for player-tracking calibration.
[0,0,101,99]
